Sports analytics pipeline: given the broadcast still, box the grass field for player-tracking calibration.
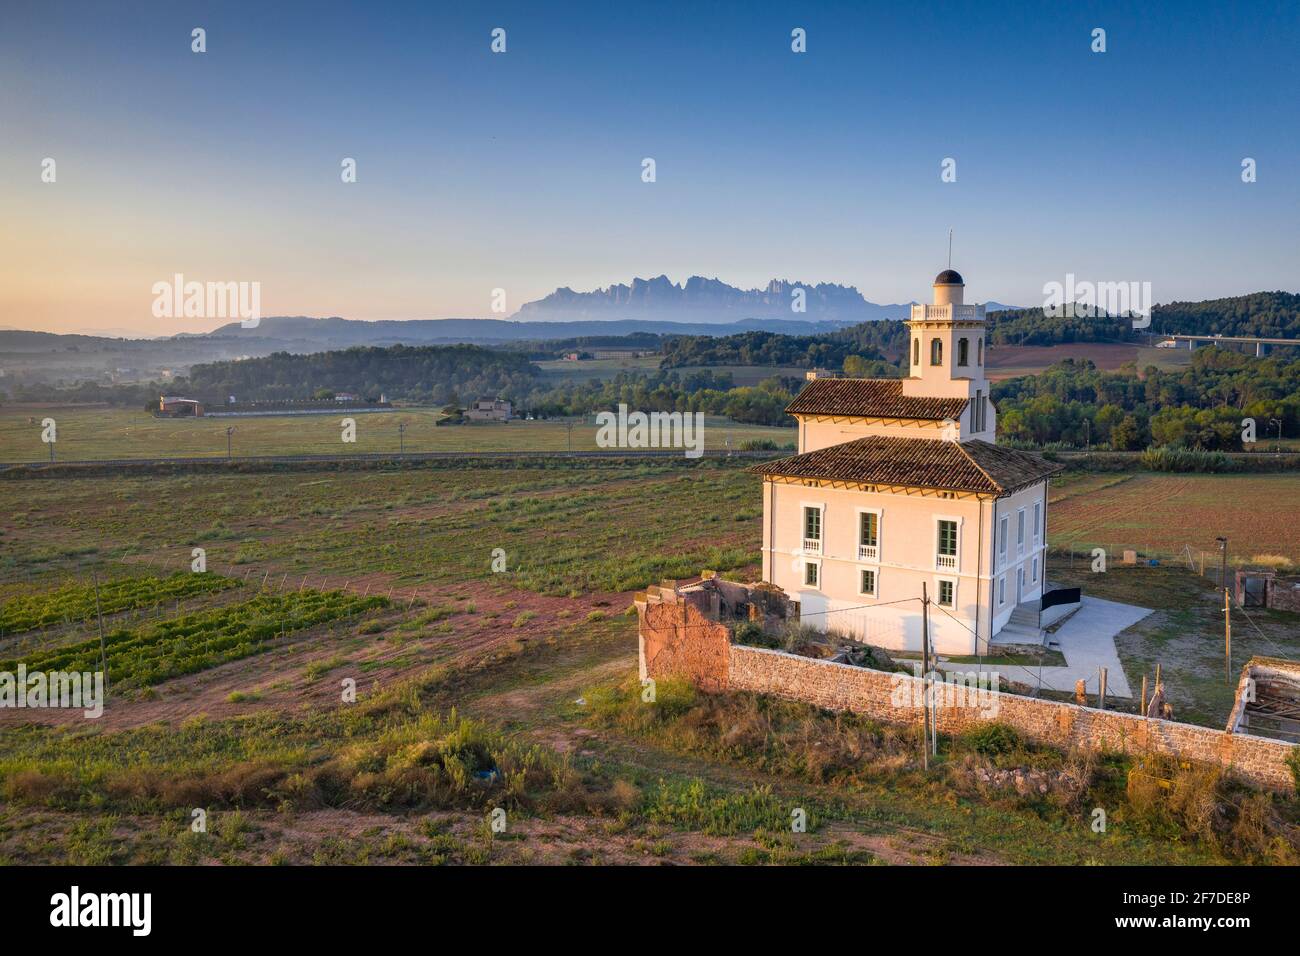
[0,405,796,463]
[2,460,1298,865]
[534,356,662,382]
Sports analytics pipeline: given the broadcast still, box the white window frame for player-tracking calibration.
[998,575,1006,606]
[935,576,957,609]
[858,566,878,598]
[1032,556,1039,584]
[933,515,962,573]
[801,501,825,556]
[1016,508,1026,556]
[1033,501,1042,544]
[855,506,882,562]
[998,515,1008,568]
[803,557,822,589]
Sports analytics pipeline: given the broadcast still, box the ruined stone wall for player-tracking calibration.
[1268,578,1300,613]
[639,605,1298,791]
[638,598,732,692]
[727,646,1296,790]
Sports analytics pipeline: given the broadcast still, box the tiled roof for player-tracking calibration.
[752,436,1062,496]
[785,378,968,422]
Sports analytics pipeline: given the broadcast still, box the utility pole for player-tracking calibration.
[226,426,236,460]
[398,421,406,455]
[1216,534,1229,595]
[920,582,935,765]
[920,583,929,770]
[1224,588,1232,685]
[1216,533,1231,685]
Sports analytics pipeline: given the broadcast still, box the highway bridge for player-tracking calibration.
[1162,333,1300,356]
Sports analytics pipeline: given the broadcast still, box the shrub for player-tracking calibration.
[731,620,778,648]
[960,722,1023,756]
[1140,445,1240,473]
[643,779,792,836]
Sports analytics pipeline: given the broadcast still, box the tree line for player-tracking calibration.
[994,348,1300,451]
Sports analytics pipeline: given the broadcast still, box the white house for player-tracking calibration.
[754,269,1062,655]
[465,398,512,422]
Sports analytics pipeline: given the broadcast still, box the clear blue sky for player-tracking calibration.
[1,0,1296,333]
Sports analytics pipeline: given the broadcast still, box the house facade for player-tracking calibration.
[465,398,512,422]
[754,270,1061,655]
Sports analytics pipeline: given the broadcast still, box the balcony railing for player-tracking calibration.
[858,543,878,561]
[910,303,986,322]
[936,553,957,571]
[803,537,822,556]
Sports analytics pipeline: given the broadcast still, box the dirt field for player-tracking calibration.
[984,342,1193,380]
[1048,471,1300,564]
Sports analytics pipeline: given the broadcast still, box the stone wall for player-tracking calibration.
[638,595,733,692]
[1235,569,1300,613]
[639,598,1298,791]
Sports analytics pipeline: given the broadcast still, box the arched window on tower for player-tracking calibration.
[957,338,969,367]
[913,338,920,369]
[930,338,942,366]
[977,339,983,365]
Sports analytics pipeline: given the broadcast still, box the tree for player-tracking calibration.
[1110,414,1142,451]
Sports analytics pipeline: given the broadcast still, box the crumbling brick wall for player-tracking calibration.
[638,597,732,692]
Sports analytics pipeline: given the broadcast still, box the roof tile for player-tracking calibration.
[786,378,968,422]
[752,436,1061,496]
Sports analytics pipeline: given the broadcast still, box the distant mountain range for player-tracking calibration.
[518,275,1018,324]
[185,314,866,350]
[0,275,1021,355]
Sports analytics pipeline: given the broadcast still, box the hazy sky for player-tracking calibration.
[1,0,1297,335]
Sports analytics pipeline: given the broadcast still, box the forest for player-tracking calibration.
[993,348,1300,450]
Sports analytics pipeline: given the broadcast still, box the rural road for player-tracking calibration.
[0,447,783,476]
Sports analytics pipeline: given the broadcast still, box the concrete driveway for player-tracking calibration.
[1024,596,1151,698]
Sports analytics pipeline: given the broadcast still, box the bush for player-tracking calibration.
[1140,445,1240,473]
[738,439,779,451]
[731,620,779,648]
[960,722,1023,756]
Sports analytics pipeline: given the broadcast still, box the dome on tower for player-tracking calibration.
[934,269,964,285]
